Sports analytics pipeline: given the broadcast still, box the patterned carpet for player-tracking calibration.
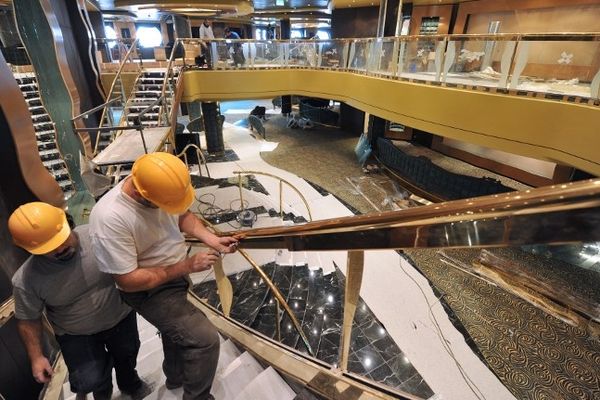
[256,114,600,400]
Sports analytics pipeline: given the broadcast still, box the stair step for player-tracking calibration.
[211,352,263,400]
[233,367,295,400]
[216,339,242,375]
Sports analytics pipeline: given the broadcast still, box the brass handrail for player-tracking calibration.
[200,178,600,251]
[176,144,210,178]
[232,170,313,221]
[192,215,315,357]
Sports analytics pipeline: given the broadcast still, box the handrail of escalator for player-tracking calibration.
[186,178,600,251]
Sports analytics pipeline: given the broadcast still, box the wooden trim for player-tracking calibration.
[0,297,15,329]
[431,139,555,187]
[454,0,600,34]
[40,354,68,400]
[0,52,65,207]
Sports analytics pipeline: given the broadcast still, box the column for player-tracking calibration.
[280,18,292,116]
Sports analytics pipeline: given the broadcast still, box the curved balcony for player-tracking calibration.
[168,34,600,176]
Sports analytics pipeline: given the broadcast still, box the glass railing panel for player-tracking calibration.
[317,40,348,69]
[508,37,600,98]
[289,40,318,67]
[398,36,445,82]
[443,37,517,89]
[209,40,249,69]
[348,39,370,72]
[368,38,397,76]
[251,40,284,67]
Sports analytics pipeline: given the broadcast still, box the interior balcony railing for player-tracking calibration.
[169,33,600,104]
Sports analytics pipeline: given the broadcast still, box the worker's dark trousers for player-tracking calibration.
[121,278,220,400]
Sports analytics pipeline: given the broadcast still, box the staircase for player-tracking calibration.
[95,67,180,182]
[62,316,298,400]
[192,262,434,398]
[14,72,75,200]
[124,68,178,128]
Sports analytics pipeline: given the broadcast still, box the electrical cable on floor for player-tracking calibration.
[397,256,487,400]
[194,192,250,230]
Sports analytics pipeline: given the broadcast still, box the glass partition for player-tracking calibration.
[348,39,370,72]
[443,36,517,89]
[175,34,600,102]
[289,40,318,67]
[509,37,600,98]
[317,40,348,69]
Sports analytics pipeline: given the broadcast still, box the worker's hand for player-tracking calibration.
[31,356,53,383]
[206,235,239,254]
[187,250,220,272]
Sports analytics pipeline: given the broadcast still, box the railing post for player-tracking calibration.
[510,40,530,90]
[434,38,446,82]
[238,173,245,211]
[391,39,400,77]
[279,179,283,218]
[340,250,364,371]
[499,40,517,89]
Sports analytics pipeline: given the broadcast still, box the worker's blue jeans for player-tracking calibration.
[120,278,219,400]
[56,311,142,399]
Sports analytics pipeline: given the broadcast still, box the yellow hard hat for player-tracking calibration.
[8,202,70,255]
[131,152,194,214]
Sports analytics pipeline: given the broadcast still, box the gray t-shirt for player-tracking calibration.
[12,225,131,336]
[89,179,187,276]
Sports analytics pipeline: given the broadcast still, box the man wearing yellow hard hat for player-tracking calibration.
[89,152,238,400]
[9,202,149,400]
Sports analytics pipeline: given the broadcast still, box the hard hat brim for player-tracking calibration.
[26,214,71,255]
[156,184,195,215]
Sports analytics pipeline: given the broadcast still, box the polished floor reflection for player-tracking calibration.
[192,262,434,399]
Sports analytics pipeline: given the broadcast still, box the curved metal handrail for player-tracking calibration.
[232,170,313,222]
[176,144,211,178]
[203,178,600,251]
[192,214,315,357]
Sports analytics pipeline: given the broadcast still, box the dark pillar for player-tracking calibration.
[367,115,387,150]
[280,18,292,116]
[202,102,224,155]
[340,103,365,135]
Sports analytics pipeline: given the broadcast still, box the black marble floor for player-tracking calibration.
[192,263,434,399]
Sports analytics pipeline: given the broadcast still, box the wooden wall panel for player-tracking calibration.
[454,0,600,34]
[409,4,454,35]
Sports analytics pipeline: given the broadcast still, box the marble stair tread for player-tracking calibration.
[315,270,344,366]
[229,264,276,326]
[280,266,310,349]
[232,367,296,400]
[216,340,242,375]
[211,351,264,400]
[300,268,326,355]
[250,264,294,338]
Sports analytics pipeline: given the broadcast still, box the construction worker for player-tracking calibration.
[89,152,238,400]
[9,202,148,400]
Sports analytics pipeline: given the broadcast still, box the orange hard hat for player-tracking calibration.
[8,202,70,255]
[131,152,194,214]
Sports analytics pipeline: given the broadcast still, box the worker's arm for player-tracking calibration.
[16,319,54,383]
[113,250,220,292]
[178,211,238,253]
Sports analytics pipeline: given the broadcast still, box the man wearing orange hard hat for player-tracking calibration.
[89,152,238,400]
[9,202,148,400]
